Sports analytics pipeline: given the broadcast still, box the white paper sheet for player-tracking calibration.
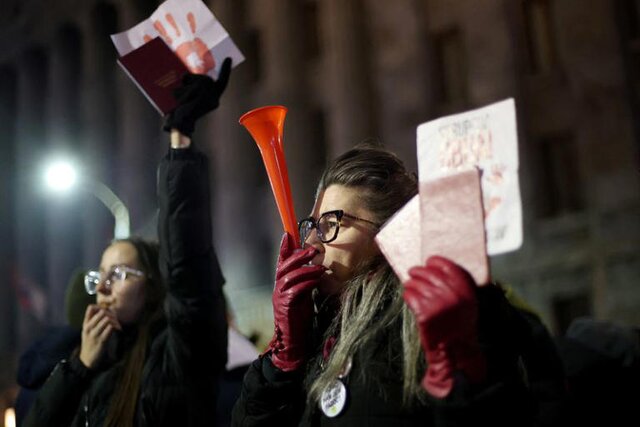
[417,98,522,255]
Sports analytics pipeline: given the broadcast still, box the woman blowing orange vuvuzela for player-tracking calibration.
[232,140,566,425]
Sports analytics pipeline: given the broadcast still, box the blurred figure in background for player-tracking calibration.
[217,300,260,427]
[498,283,568,426]
[556,317,640,426]
[14,268,93,426]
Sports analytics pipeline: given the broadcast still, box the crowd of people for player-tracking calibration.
[13,58,640,426]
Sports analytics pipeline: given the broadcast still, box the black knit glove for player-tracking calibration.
[163,57,232,137]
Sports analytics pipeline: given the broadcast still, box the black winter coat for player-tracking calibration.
[23,147,227,427]
[232,285,566,426]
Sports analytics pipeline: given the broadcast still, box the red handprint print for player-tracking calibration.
[486,164,506,186]
[482,164,505,218]
[483,196,502,218]
[145,12,215,74]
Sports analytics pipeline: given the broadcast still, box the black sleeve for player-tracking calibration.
[155,146,227,427]
[479,286,567,427]
[429,285,570,427]
[232,355,307,426]
[428,285,541,427]
[428,374,534,427]
[157,146,227,371]
[512,309,568,426]
[22,356,94,427]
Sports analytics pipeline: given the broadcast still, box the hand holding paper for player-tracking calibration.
[403,256,487,397]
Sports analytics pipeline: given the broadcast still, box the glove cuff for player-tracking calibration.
[423,341,487,398]
[266,325,309,372]
[452,341,487,384]
[163,113,195,137]
[270,350,306,372]
[423,343,455,398]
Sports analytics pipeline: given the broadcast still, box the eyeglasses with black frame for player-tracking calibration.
[84,265,146,295]
[298,209,380,247]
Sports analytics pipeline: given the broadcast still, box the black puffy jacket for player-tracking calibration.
[232,285,566,426]
[23,146,227,427]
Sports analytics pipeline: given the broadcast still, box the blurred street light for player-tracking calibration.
[4,408,15,427]
[44,159,77,191]
[43,158,130,239]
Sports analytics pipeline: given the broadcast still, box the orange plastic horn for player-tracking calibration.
[239,105,300,247]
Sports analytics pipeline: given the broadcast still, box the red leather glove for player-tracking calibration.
[403,256,486,398]
[268,233,326,371]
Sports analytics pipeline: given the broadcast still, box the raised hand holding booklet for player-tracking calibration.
[111,0,245,115]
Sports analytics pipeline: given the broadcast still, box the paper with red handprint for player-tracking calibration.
[416,98,522,256]
[110,0,244,79]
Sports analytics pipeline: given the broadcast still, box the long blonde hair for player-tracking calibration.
[307,143,426,406]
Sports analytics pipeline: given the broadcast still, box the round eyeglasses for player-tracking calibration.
[298,209,380,247]
[84,265,145,295]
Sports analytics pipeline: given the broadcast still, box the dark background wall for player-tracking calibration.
[0,0,639,419]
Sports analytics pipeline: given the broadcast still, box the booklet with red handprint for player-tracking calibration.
[117,37,188,115]
[111,0,245,114]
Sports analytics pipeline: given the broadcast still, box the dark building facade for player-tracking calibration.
[0,0,639,414]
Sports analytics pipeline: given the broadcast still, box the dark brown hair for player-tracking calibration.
[316,141,418,224]
[104,237,165,427]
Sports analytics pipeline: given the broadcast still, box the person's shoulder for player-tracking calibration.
[17,325,81,386]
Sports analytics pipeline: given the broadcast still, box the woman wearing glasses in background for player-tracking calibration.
[24,59,233,427]
[232,143,565,426]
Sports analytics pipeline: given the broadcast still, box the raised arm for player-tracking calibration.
[157,59,231,369]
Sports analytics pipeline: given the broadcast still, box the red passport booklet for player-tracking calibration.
[117,37,188,115]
